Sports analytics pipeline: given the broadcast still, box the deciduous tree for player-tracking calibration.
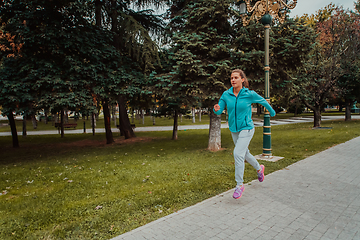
[294,5,360,127]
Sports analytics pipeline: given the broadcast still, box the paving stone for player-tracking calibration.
[246,228,266,238]
[291,228,311,240]
[336,230,356,240]
[273,231,292,240]
[352,231,360,240]
[304,230,323,240]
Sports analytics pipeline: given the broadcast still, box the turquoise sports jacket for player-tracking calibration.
[213,87,276,133]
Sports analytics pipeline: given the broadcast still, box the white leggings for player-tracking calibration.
[231,128,261,186]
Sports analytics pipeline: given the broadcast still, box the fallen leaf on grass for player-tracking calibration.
[0,190,8,196]
[95,205,103,210]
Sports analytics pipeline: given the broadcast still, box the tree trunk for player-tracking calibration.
[118,114,124,136]
[95,0,102,26]
[96,109,100,121]
[83,118,86,134]
[44,110,48,124]
[152,108,156,125]
[192,107,195,123]
[64,109,69,123]
[199,108,201,122]
[91,112,96,136]
[94,0,102,135]
[22,115,27,138]
[208,111,221,151]
[8,112,19,148]
[172,109,178,140]
[294,104,298,117]
[136,109,141,123]
[338,104,343,112]
[131,107,135,123]
[257,104,261,117]
[31,115,37,129]
[118,96,136,139]
[60,109,65,138]
[103,99,114,144]
[303,99,322,128]
[112,105,117,128]
[110,0,120,49]
[141,109,145,125]
[345,100,352,121]
[313,106,321,128]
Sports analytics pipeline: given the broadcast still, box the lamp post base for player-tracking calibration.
[254,154,284,162]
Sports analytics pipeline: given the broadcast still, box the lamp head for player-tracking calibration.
[239,1,247,15]
[261,13,272,25]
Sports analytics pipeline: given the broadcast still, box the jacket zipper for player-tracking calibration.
[234,94,238,131]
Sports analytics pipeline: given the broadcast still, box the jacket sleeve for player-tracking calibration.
[213,94,226,115]
[251,91,276,117]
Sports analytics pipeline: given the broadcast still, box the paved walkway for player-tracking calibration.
[112,136,360,240]
[1,115,359,136]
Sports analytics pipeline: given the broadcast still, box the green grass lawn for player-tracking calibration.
[0,120,359,239]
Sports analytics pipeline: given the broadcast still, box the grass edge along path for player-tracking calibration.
[0,120,359,240]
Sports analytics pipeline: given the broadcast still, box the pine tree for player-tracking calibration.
[167,0,234,150]
[0,0,120,145]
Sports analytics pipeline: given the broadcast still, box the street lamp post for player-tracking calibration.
[239,0,297,158]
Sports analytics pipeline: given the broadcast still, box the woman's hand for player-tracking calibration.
[214,104,220,112]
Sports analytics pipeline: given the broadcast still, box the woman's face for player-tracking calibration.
[231,72,243,89]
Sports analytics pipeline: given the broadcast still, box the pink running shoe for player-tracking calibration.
[258,165,265,182]
[233,185,245,199]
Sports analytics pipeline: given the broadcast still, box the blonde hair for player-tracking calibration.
[232,69,249,88]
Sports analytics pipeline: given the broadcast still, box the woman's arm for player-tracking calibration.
[251,91,276,117]
[213,98,226,115]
